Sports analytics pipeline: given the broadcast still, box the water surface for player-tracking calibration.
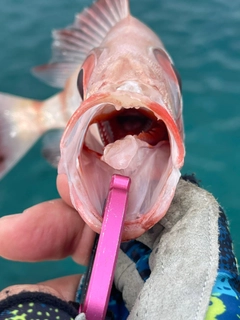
[0,0,239,289]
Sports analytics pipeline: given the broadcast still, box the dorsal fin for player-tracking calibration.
[32,0,130,88]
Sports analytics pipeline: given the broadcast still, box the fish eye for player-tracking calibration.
[171,64,182,93]
[77,69,84,100]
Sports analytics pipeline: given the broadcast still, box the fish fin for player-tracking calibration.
[32,0,130,88]
[41,129,64,168]
[0,93,44,179]
[0,92,67,179]
[32,62,77,89]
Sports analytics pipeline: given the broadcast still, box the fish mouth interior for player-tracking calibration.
[77,103,172,222]
[84,105,169,154]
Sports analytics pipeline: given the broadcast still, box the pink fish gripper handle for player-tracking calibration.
[79,174,131,320]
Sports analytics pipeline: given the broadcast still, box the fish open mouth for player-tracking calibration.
[60,93,183,239]
[84,106,169,154]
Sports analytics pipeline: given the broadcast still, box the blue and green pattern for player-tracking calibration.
[205,208,240,319]
[0,292,78,320]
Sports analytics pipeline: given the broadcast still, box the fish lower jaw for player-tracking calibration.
[74,163,180,241]
[77,133,177,240]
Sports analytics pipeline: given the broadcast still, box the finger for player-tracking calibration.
[0,275,82,302]
[56,175,95,263]
[40,274,82,301]
[0,199,95,264]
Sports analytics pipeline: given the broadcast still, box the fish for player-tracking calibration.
[0,0,185,240]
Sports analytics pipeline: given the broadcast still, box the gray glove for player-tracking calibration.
[115,178,220,320]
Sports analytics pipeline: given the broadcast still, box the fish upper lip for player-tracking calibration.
[89,104,157,124]
[61,90,184,167]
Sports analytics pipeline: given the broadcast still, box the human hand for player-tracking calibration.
[1,176,239,320]
[0,173,95,302]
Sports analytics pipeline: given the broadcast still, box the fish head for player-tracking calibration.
[59,22,185,240]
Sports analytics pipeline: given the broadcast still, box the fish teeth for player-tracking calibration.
[115,105,124,111]
[98,120,114,146]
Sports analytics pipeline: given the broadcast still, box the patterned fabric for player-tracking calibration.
[0,292,78,320]
[206,273,240,319]
[107,284,129,320]
[120,240,151,281]
[205,208,240,319]
[218,207,238,277]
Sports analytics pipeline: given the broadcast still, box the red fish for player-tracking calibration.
[0,0,184,240]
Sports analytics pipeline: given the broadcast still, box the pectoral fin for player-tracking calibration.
[41,129,64,168]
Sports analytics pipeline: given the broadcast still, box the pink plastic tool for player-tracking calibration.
[79,174,131,319]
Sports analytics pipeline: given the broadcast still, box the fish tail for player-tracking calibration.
[0,92,65,179]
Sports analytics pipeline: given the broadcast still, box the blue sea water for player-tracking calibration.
[0,0,239,290]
